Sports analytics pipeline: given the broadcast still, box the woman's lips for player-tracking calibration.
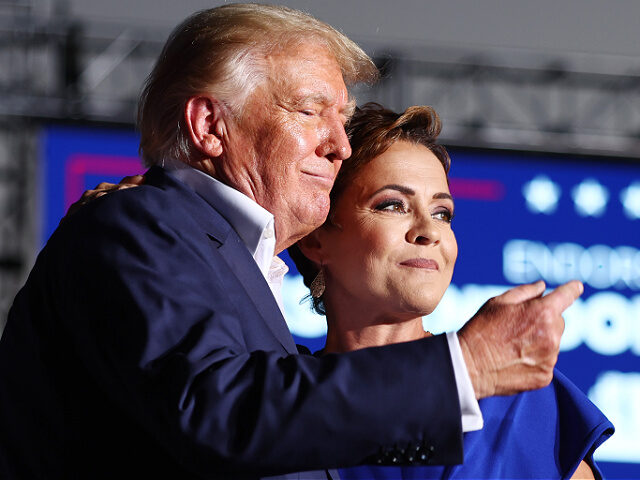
[399,258,439,270]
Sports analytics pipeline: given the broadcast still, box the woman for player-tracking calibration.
[288,103,613,479]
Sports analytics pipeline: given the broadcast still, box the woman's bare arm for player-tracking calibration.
[571,460,595,479]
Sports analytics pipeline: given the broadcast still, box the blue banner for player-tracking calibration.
[43,125,640,477]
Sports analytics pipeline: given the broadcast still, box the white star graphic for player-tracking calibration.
[522,175,561,214]
[620,182,640,220]
[572,179,609,217]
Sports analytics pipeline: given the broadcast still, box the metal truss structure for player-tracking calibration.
[1,1,639,327]
[354,45,640,158]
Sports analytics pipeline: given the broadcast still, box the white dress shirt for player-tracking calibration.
[164,160,482,432]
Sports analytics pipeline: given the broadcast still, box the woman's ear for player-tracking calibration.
[184,95,228,158]
[297,229,325,267]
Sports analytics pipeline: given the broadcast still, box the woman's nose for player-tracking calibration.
[407,215,440,245]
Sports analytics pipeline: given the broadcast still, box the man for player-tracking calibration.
[0,4,582,479]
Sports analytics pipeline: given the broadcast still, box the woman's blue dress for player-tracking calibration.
[339,369,613,479]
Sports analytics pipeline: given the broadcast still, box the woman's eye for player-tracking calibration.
[300,109,315,116]
[375,200,407,214]
[432,209,454,223]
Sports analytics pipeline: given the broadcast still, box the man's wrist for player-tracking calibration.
[457,329,494,399]
[447,332,483,432]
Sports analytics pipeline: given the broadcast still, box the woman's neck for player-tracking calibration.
[322,306,430,354]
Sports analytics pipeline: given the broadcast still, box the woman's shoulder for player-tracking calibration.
[340,370,614,479]
[474,368,613,478]
[478,368,608,417]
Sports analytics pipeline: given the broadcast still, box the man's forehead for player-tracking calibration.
[267,44,345,83]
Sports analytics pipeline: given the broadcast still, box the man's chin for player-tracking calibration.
[306,197,331,225]
[275,204,330,251]
[300,205,331,234]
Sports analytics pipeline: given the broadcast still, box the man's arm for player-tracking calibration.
[66,176,582,432]
[49,182,463,476]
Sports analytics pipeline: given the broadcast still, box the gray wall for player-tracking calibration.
[66,0,640,57]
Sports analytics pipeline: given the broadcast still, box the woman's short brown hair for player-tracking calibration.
[289,102,451,315]
[331,102,450,214]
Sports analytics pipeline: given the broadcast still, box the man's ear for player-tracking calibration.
[184,95,228,158]
[296,229,325,267]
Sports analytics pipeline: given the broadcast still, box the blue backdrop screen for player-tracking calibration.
[43,126,640,477]
[284,148,640,477]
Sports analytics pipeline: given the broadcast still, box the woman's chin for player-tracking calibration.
[392,298,439,320]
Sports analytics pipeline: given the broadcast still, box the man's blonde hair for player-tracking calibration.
[138,3,378,167]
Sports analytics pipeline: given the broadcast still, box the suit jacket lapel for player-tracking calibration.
[145,167,298,355]
[216,235,298,354]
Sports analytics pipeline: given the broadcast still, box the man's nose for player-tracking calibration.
[317,119,352,161]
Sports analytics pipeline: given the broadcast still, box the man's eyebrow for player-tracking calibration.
[289,94,355,119]
[289,93,332,107]
[341,99,356,121]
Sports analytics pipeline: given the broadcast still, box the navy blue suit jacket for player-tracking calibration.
[0,167,462,479]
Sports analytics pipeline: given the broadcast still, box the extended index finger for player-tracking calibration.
[540,280,584,313]
[496,280,546,304]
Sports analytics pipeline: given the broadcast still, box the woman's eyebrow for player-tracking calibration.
[371,184,416,196]
[433,192,453,201]
[371,186,454,204]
